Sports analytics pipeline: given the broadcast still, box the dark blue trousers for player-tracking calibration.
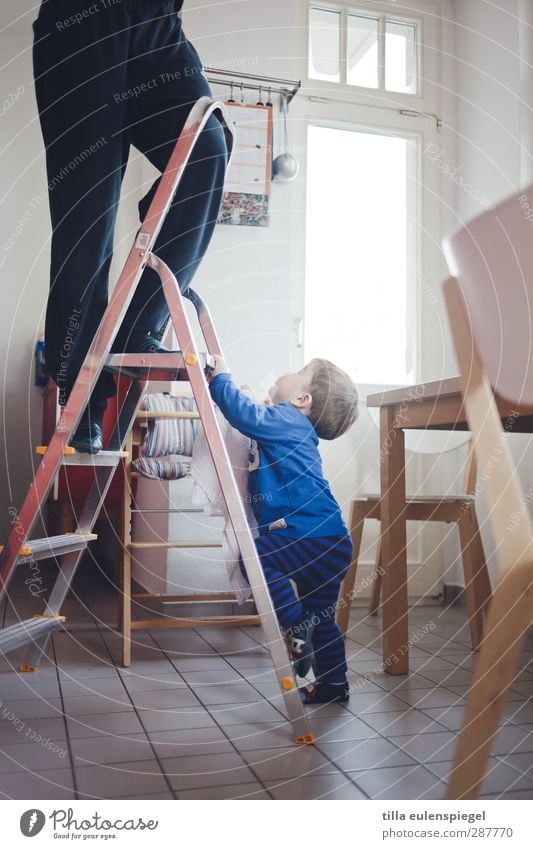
[33,0,229,405]
[241,534,353,685]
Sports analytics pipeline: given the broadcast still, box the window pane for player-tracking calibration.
[347,14,379,89]
[385,20,417,93]
[305,124,417,384]
[309,7,341,82]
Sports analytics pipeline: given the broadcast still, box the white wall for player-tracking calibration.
[442,0,530,590]
[0,14,144,540]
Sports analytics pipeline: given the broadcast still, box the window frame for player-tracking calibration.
[304,0,441,114]
[287,0,444,387]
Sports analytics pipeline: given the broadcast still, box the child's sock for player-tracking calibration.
[285,611,316,677]
[299,681,350,704]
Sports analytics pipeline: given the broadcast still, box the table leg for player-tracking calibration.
[380,407,409,674]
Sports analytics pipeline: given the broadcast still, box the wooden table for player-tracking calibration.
[367,376,533,674]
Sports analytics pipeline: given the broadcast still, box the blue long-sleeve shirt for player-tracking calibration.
[209,373,348,538]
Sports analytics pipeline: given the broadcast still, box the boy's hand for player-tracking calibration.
[211,355,230,378]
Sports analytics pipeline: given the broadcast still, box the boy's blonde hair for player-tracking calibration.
[307,358,358,440]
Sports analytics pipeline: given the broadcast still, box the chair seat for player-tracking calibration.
[357,493,475,504]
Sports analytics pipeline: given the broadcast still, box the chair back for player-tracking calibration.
[443,184,533,405]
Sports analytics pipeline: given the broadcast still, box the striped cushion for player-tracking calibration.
[132,455,192,480]
[141,394,199,457]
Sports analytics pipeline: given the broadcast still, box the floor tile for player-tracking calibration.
[75,760,168,799]
[130,688,201,710]
[480,789,533,799]
[70,733,153,767]
[344,691,411,714]
[495,752,533,780]
[241,746,336,781]
[161,752,255,791]
[502,701,533,725]
[0,716,67,746]
[177,783,269,800]
[121,792,175,800]
[59,677,128,697]
[0,767,75,799]
[189,683,261,706]
[136,707,216,732]
[0,697,63,720]
[0,681,61,701]
[149,727,234,758]
[172,656,234,673]
[266,774,367,800]
[208,701,285,726]
[307,715,380,742]
[426,758,533,794]
[351,764,447,799]
[0,739,69,774]
[224,722,296,751]
[492,725,533,756]
[394,688,465,709]
[66,711,145,739]
[360,709,447,736]
[318,738,418,772]
[120,673,186,693]
[393,731,458,763]
[62,694,134,716]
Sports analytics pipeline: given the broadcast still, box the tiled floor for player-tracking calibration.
[1,572,533,800]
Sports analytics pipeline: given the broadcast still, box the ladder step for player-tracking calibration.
[61,450,128,467]
[35,447,128,466]
[129,540,222,550]
[0,533,97,565]
[0,615,65,655]
[105,352,208,381]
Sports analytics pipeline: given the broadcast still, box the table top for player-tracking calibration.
[366,376,533,433]
[367,376,462,408]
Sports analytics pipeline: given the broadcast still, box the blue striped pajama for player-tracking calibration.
[240,533,352,685]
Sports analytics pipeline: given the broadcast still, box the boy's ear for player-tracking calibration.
[292,391,312,410]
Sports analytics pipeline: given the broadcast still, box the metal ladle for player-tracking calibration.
[272,92,299,181]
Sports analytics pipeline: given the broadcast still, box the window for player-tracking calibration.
[304,124,417,384]
[308,3,420,95]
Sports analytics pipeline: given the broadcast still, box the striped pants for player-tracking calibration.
[240,533,352,685]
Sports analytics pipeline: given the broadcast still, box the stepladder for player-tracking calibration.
[0,96,315,746]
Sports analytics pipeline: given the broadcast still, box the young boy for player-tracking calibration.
[208,357,358,704]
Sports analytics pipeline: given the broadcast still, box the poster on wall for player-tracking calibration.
[217,102,273,227]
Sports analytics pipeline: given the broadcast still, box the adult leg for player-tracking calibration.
[118,13,229,339]
[33,1,132,407]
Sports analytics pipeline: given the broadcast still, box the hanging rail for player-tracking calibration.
[204,67,301,103]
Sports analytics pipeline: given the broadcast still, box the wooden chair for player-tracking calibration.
[442,184,533,799]
[337,442,492,651]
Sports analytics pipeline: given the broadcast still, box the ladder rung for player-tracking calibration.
[35,448,128,466]
[105,352,208,381]
[129,541,222,550]
[131,508,204,514]
[61,451,129,466]
[0,616,65,654]
[0,533,98,565]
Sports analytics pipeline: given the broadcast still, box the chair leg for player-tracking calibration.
[368,537,383,616]
[445,561,533,799]
[337,502,367,636]
[121,548,132,668]
[458,509,485,650]
[471,508,492,616]
[120,432,133,668]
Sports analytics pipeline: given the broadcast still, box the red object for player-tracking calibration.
[55,377,129,506]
